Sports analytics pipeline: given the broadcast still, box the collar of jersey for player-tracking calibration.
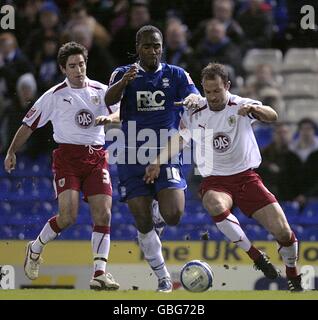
[65,76,89,88]
[135,62,163,73]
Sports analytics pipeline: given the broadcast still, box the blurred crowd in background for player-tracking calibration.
[1,0,318,206]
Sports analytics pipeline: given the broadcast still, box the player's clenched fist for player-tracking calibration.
[4,152,16,173]
[95,116,112,126]
[143,164,160,184]
[238,104,259,117]
[121,64,138,86]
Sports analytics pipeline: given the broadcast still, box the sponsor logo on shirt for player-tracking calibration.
[75,109,94,128]
[213,133,231,153]
[63,97,73,104]
[136,90,165,111]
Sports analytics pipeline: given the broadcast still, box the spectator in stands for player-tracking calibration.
[1,73,41,155]
[4,42,120,291]
[23,1,62,62]
[63,2,112,49]
[0,33,34,110]
[195,19,242,76]
[69,24,115,83]
[237,0,273,52]
[162,20,201,86]
[86,0,130,36]
[192,0,245,47]
[240,64,284,117]
[34,36,63,94]
[289,118,318,163]
[257,122,302,201]
[111,0,153,65]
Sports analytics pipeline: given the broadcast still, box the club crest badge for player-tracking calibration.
[58,178,65,188]
[162,78,170,88]
[228,115,236,127]
[91,95,101,105]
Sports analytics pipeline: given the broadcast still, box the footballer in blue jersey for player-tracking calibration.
[105,25,200,292]
[109,62,199,201]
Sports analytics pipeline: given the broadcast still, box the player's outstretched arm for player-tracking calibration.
[175,94,206,110]
[143,133,186,184]
[4,124,33,173]
[95,110,120,126]
[238,104,278,123]
[105,64,138,106]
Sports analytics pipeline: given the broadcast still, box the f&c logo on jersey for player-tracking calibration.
[213,133,231,153]
[136,91,165,111]
[75,109,94,128]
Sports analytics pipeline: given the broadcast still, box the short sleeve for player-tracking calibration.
[22,91,54,131]
[109,68,125,86]
[177,68,199,100]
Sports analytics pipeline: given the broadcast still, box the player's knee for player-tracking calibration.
[205,202,226,217]
[57,213,76,228]
[163,208,183,226]
[275,228,292,243]
[93,208,111,226]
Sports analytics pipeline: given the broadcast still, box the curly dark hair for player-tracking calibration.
[136,25,163,46]
[57,41,88,68]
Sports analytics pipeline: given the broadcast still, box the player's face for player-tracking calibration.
[60,54,87,88]
[137,32,162,71]
[202,76,230,111]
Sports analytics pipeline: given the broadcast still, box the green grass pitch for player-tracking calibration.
[0,289,317,300]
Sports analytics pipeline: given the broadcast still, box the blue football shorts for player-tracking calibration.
[117,162,187,202]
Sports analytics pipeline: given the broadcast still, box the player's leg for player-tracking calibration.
[252,203,303,291]
[24,189,80,280]
[128,196,172,292]
[88,194,119,290]
[202,190,275,276]
[157,188,185,225]
[82,153,119,290]
[153,163,187,235]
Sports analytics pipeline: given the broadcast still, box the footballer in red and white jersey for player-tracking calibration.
[23,77,119,145]
[179,92,262,177]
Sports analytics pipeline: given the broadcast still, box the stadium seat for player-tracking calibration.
[298,201,318,224]
[284,99,318,123]
[243,49,283,73]
[282,74,318,99]
[305,227,318,241]
[0,178,12,200]
[280,201,300,224]
[282,48,318,73]
[244,224,269,240]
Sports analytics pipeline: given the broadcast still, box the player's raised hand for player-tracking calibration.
[4,152,16,173]
[121,63,139,85]
[143,164,160,184]
[238,104,257,117]
[174,94,206,110]
[95,115,112,126]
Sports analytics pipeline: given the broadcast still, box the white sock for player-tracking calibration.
[138,229,170,280]
[92,226,111,275]
[214,210,252,251]
[31,217,60,255]
[277,232,298,278]
[151,200,165,224]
